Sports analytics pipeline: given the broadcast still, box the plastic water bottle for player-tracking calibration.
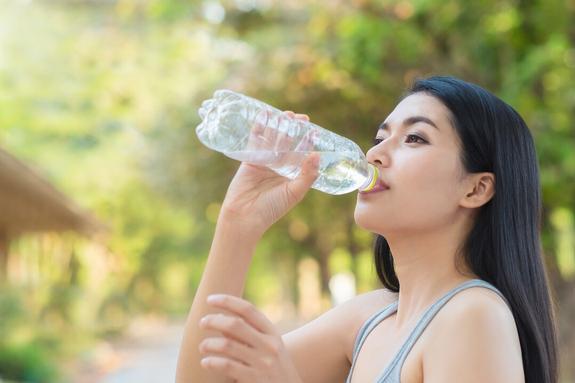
[195,89,378,195]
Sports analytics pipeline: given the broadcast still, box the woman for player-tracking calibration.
[176,76,558,383]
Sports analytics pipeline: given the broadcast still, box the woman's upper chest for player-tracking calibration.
[348,313,430,383]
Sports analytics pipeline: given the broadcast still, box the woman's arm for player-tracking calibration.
[175,215,261,383]
[176,111,320,382]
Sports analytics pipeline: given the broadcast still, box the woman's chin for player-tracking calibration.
[354,209,380,232]
[353,207,396,236]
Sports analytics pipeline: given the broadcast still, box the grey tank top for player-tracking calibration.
[345,279,510,383]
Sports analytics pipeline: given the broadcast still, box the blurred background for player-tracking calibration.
[0,0,573,382]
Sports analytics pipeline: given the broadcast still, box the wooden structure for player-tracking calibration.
[0,146,104,276]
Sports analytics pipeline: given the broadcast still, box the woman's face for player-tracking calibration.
[354,93,469,236]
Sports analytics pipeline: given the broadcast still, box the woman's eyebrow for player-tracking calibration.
[376,116,440,134]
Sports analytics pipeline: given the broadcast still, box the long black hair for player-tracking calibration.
[374,76,558,383]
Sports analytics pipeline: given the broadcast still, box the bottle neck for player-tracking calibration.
[359,164,379,192]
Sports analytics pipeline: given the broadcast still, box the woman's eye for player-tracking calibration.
[406,134,427,144]
[372,135,427,146]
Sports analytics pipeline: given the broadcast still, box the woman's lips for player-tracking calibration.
[359,177,390,195]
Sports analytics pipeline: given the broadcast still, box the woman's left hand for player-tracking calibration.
[199,294,303,383]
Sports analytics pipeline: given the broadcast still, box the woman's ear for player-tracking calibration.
[459,172,495,208]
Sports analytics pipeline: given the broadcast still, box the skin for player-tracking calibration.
[176,110,321,383]
[177,96,524,382]
[354,93,496,329]
[348,93,523,382]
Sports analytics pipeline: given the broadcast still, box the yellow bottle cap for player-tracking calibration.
[360,164,379,192]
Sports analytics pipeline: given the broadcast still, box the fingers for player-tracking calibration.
[250,110,299,156]
[246,114,264,151]
[254,110,309,153]
[200,297,287,380]
[199,336,259,365]
[298,152,320,182]
[200,313,267,349]
[283,111,314,151]
[248,110,273,151]
[206,294,277,335]
[285,152,320,203]
[293,129,318,152]
[269,111,308,165]
[200,355,254,381]
[274,113,294,154]
[284,110,310,121]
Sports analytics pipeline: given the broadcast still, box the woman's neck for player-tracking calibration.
[386,222,478,331]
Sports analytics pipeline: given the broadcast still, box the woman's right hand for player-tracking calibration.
[219,111,320,236]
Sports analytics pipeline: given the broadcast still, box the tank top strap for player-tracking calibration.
[345,300,399,383]
[376,278,509,381]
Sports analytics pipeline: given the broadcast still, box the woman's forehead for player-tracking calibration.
[383,93,453,129]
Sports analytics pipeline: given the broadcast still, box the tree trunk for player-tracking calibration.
[316,244,331,297]
[346,216,359,278]
[0,230,9,281]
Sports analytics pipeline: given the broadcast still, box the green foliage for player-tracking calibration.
[0,288,60,382]
[0,287,27,337]
[0,344,58,383]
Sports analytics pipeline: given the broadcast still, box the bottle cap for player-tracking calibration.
[359,164,379,192]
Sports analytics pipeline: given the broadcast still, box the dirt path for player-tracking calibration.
[64,317,183,383]
[64,314,302,382]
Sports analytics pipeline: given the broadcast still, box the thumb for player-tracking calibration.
[286,153,320,201]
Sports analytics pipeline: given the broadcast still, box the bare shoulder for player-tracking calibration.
[292,287,399,357]
[436,286,516,324]
[424,286,524,383]
[282,288,397,383]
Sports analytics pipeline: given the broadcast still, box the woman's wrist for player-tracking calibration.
[217,207,269,239]
[216,209,266,243]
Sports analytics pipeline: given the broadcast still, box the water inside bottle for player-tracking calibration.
[224,150,370,195]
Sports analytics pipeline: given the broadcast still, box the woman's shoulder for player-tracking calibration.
[438,282,514,323]
[422,285,524,381]
[429,283,517,340]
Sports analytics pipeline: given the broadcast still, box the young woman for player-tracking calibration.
[176,76,558,383]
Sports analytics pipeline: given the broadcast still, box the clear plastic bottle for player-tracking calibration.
[195,89,378,195]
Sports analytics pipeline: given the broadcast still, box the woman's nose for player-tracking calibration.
[366,142,391,166]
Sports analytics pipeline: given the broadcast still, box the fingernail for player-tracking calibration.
[207,294,223,304]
